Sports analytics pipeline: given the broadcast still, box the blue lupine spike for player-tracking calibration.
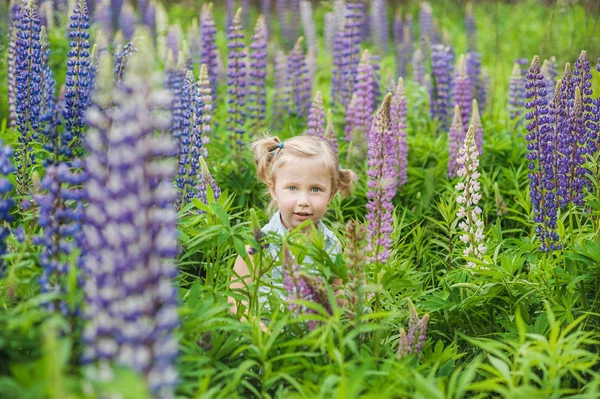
[0,141,15,277]
[247,15,268,132]
[226,8,247,147]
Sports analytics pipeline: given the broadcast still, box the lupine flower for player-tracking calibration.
[418,2,433,61]
[453,55,472,131]
[282,245,331,331]
[399,17,413,79]
[343,221,367,322]
[272,49,289,127]
[198,63,212,157]
[0,142,15,277]
[200,3,218,102]
[187,20,201,67]
[62,0,92,160]
[34,161,86,314]
[82,46,179,396]
[143,1,156,38]
[391,77,408,187]
[175,70,195,208]
[346,50,376,144]
[366,94,397,264]
[15,4,42,197]
[469,99,484,155]
[467,51,486,110]
[540,61,555,103]
[338,2,364,106]
[111,0,124,33]
[323,109,339,155]
[300,1,317,53]
[165,50,185,141]
[138,0,149,26]
[166,24,182,60]
[306,47,317,89]
[226,8,247,147]
[397,302,429,359]
[448,105,464,178]
[412,48,425,86]
[345,94,360,143]
[393,8,402,48]
[465,2,477,52]
[572,50,597,157]
[557,72,587,209]
[113,39,137,83]
[248,15,268,132]
[425,74,435,120]
[455,125,487,267]
[95,0,112,38]
[371,54,382,106]
[118,0,136,41]
[370,0,388,54]
[197,157,221,209]
[8,10,20,128]
[39,26,58,160]
[431,44,453,129]
[306,91,326,140]
[288,37,312,117]
[525,56,560,251]
[508,62,525,123]
[324,12,336,52]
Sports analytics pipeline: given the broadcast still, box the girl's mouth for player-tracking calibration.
[294,212,312,217]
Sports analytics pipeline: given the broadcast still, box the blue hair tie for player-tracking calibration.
[278,142,284,149]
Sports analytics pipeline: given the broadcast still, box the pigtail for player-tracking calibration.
[337,168,358,197]
[251,136,282,184]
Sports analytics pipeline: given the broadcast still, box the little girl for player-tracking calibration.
[228,135,357,328]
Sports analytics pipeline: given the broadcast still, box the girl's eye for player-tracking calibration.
[311,187,321,193]
[288,186,297,191]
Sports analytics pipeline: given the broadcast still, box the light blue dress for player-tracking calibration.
[257,211,341,308]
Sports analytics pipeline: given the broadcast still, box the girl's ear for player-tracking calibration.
[269,183,277,200]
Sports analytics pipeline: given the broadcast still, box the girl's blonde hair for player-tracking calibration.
[251,135,357,198]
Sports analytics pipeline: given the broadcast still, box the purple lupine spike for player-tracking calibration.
[198,64,212,157]
[508,62,525,123]
[324,12,336,52]
[455,125,487,267]
[113,39,138,83]
[370,0,388,54]
[350,49,376,141]
[143,1,156,37]
[187,19,201,67]
[110,0,123,32]
[339,2,365,107]
[366,94,397,264]
[330,17,346,104]
[393,8,403,77]
[261,0,271,30]
[469,99,484,155]
[412,48,425,86]
[399,16,413,79]
[371,53,382,107]
[466,51,486,110]
[0,141,15,277]
[448,105,464,178]
[425,74,435,120]
[39,26,62,165]
[572,50,596,157]
[306,47,317,89]
[272,49,289,127]
[300,1,317,53]
[34,160,86,314]
[175,70,194,209]
[525,56,560,251]
[138,0,148,25]
[165,51,186,144]
[323,109,339,155]
[62,0,92,160]
[95,0,112,38]
[281,245,328,331]
[288,37,311,117]
[118,0,136,41]
[200,3,218,102]
[453,55,472,131]
[391,77,408,187]
[14,4,43,197]
[305,91,326,140]
[418,2,432,61]
[82,45,179,396]
[166,24,182,60]
[226,8,247,146]
[397,302,429,359]
[431,44,453,129]
[248,15,268,132]
[197,157,221,207]
[7,27,18,128]
[465,2,477,52]
[540,61,555,103]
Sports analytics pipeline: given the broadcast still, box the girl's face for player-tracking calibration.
[269,159,333,231]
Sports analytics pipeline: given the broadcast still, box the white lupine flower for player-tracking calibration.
[454,126,488,267]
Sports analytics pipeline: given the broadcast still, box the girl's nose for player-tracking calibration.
[297,192,310,206]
